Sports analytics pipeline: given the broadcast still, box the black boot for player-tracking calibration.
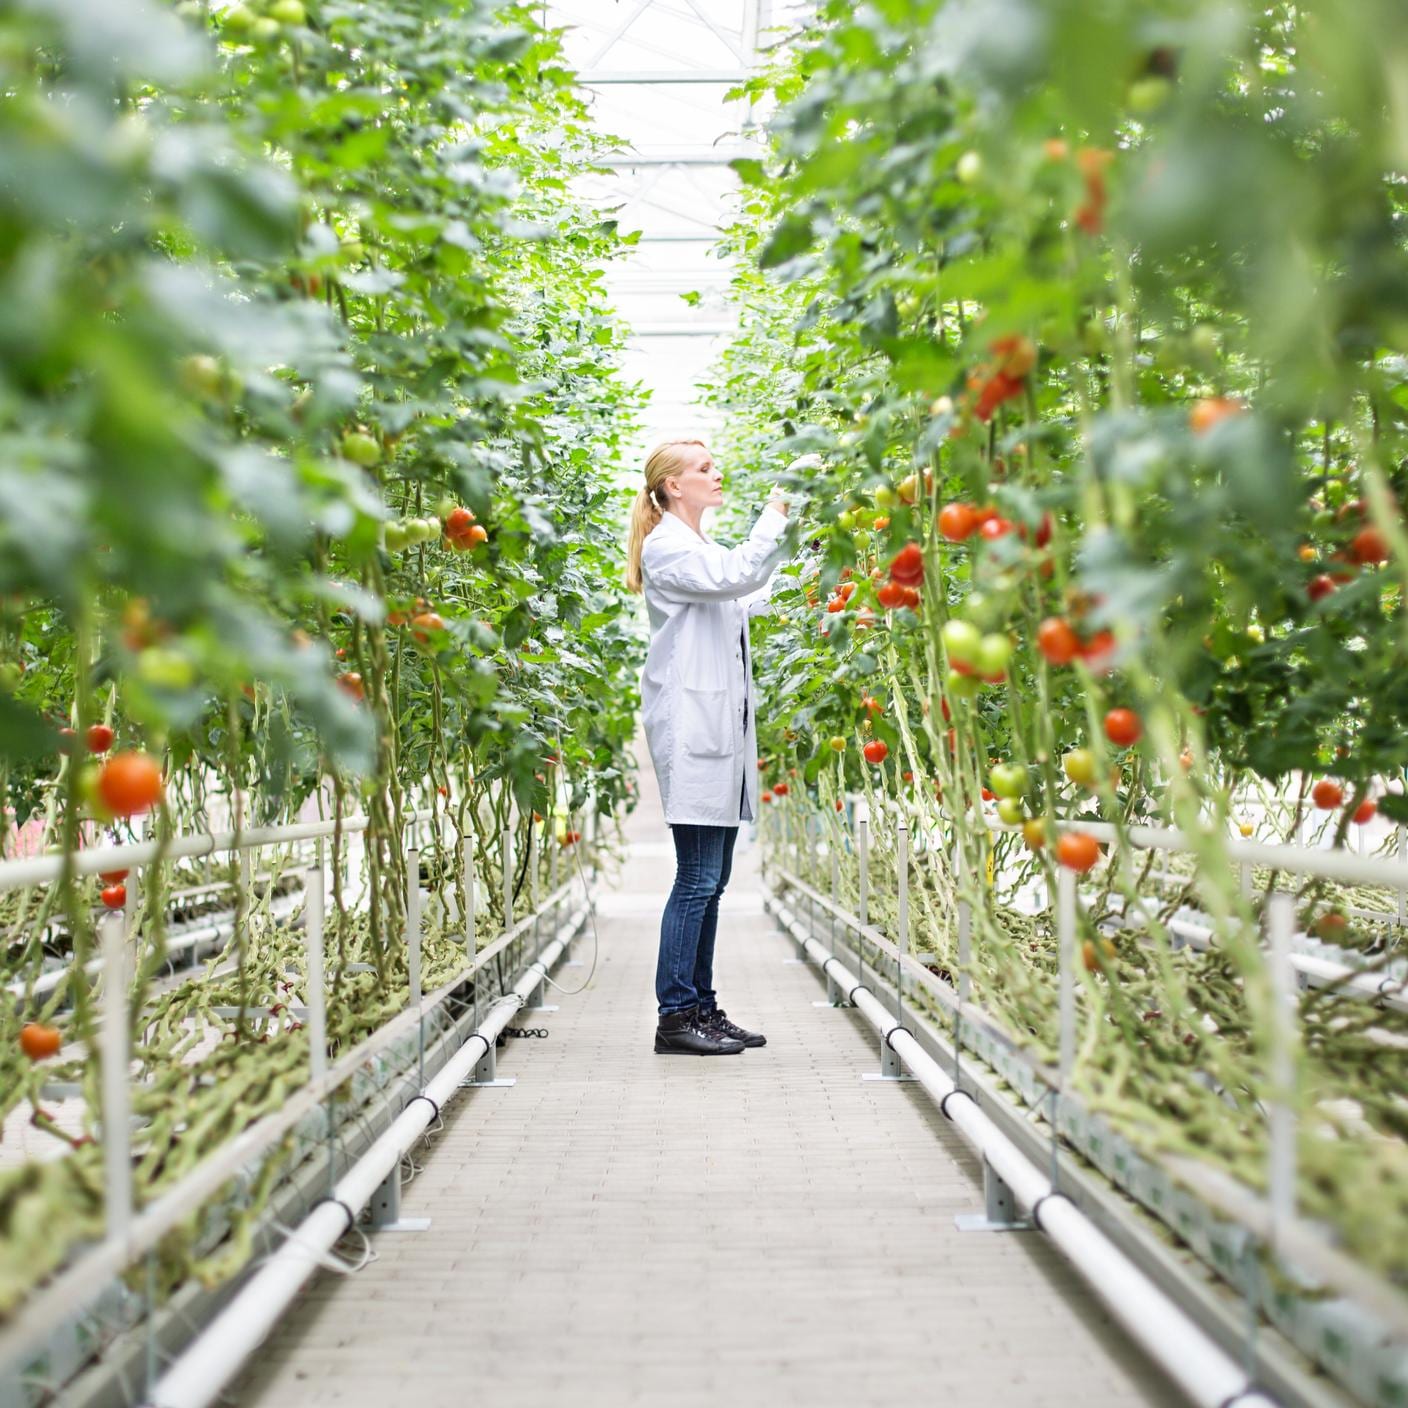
[699,1006,766,1048]
[654,1005,744,1056]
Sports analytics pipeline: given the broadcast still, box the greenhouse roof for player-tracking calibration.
[544,1,811,463]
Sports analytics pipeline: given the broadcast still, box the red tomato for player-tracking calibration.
[888,543,924,586]
[1036,617,1081,666]
[1307,574,1336,602]
[980,788,995,801]
[899,585,920,609]
[773,781,789,797]
[938,503,979,541]
[1352,798,1377,824]
[834,799,844,812]
[100,883,127,910]
[974,371,1023,422]
[757,759,767,770]
[97,752,163,819]
[761,790,774,803]
[1057,831,1101,873]
[445,506,475,536]
[979,516,1014,541]
[20,1023,61,1061]
[991,334,1037,378]
[1312,779,1344,809]
[99,868,129,883]
[336,672,365,701]
[877,581,907,609]
[1103,708,1142,747]
[1350,527,1388,565]
[863,739,889,765]
[1080,630,1117,673]
[1189,396,1243,434]
[86,723,115,754]
[410,611,446,644]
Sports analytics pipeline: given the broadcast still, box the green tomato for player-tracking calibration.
[434,496,457,519]
[940,619,982,666]
[78,763,114,823]
[1126,76,1173,114]
[340,240,365,262]
[178,354,223,398]
[221,4,256,32]
[341,431,381,467]
[269,0,306,24]
[956,150,983,184]
[975,633,1013,677]
[136,647,196,692]
[996,797,1025,826]
[851,529,870,550]
[836,509,855,531]
[828,736,846,753]
[946,668,980,700]
[384,522,409,552]
[989,763,1028,799]
[250,15,281,41]
[874,485,897,510]
[1063,748,1098,787]
[1189,323,1220,365]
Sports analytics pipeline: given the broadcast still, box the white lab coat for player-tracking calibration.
[640,505,790,827]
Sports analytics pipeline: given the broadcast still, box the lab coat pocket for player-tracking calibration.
[679,686,731,758]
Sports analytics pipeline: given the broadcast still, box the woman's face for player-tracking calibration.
[665,444,723,513]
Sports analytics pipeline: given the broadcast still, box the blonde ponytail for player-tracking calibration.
[625,438,707,593]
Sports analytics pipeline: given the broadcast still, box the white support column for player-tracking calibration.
[100,911,132,1239]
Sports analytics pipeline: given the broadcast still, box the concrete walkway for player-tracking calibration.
[233,749,1183,1408]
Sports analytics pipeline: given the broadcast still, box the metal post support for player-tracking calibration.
[955,1157,1034,1233]
[502,819,514,934]
[369,1158,431,1233]
[563,812,586,968]
[1058,867,1077,1083]
[1399,827,1406,927]
[895,818,909,1021]
[1266,891,1299,1250]
[956,835,972,1088]
[862,816,914,1083]
[464,1032,516,1089]
[817,821,844,1006]
[100,911,132,1239]
[462,834,476,953]
[305,867,326,1087]
[856,801,870,986]
[124,835,140,940]
[528,817,539,917]
[406,844,423,1085]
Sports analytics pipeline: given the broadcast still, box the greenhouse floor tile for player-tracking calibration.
[230,745,1184,1408]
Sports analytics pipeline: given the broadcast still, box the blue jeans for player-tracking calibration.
[656,822,739,1016]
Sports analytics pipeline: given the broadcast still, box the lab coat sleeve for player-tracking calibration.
[643,505,790,603]
[742,564,788,619]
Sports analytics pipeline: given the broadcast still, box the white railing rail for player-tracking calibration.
[0,797,596,1384]
[763,795,1408,1333]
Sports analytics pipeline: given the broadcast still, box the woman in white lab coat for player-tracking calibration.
[625,438,804,1057]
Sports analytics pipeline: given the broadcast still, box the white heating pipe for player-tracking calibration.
[150,909,582,1408]
[770,893,1275,1408]
[0,881,579,1379]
